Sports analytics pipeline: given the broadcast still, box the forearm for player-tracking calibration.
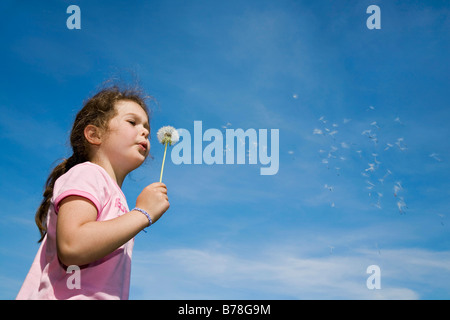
[58,210,149,266]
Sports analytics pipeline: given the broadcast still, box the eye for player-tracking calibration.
[127,120,136,126]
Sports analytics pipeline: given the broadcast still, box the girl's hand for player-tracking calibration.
[135,182,170,224]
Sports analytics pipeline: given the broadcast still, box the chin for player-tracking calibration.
[133,157,147,169]
[137,153,149,166]
[123,156,146,173]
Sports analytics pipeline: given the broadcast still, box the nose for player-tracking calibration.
[142,127,150,138]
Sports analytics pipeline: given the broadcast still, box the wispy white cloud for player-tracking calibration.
[130,242,450,299]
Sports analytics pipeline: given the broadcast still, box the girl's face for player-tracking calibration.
[100,100,150,174]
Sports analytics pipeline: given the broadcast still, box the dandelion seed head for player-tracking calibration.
[157,126,179,146]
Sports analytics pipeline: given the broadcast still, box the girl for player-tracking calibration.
[16,85,170,299]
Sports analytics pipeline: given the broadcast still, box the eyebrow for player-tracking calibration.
[124,112,150,130]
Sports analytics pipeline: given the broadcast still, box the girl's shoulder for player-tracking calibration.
[54,161,115,196]
[52,162,121,215]
[63,161,109,181]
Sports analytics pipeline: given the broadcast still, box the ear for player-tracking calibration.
[84,125,102,146]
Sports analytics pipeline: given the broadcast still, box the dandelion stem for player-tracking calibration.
[159,141,168,183]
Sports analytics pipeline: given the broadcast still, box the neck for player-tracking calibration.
[89,155,127,188]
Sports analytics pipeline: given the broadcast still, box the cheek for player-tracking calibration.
[122,126,139,139]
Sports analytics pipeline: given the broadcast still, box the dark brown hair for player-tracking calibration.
[35,85,150,242]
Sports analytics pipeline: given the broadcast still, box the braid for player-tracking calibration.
[35,154,86,243]
[35,158,68,242]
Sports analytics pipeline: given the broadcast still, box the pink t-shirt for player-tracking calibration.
[16,162,134,300]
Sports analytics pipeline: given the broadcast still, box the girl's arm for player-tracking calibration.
[56,182,169,266]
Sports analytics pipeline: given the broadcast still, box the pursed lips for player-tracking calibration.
[138,141,148,151]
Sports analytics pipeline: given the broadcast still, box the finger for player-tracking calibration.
[151,182,167,188]
[155,186,167,194]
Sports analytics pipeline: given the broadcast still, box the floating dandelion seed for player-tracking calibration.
[379,170,391,184]
[313,128,323,135]
[397,197,407,214]
[341,142,350,149]
[157,126,179,182]
[373,200,382,209]
[221,122,232,129]
[328,130,338,137]
[366,180,375,189]
[373,157,381,166]
[365,163,376,172]
[370,121,380,129]
[395,137,407,151]
[318,116,327,123]
[393,181,402,197]
[429,153,443,162]
[394,116,403,125]
[368,133,378,145]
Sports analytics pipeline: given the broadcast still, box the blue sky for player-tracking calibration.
[0,0,449,299]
